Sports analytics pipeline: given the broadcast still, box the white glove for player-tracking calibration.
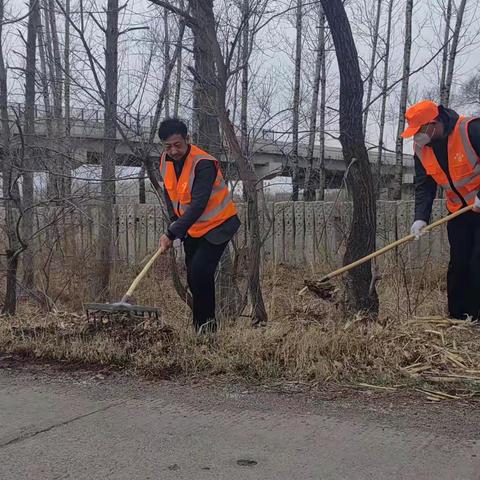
[410,220,427,240]
[473,194,480,213]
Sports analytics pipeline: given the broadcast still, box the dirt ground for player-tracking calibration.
[1,358,479,480]
[2,354,480,438]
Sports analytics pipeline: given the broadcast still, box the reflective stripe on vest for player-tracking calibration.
[416,116,480,212]
[159,145,237,237]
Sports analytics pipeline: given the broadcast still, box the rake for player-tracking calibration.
[85,246,166,320]
[299,204,474,300]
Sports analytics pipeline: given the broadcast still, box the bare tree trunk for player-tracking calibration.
[375,0,393,197]
[139,165,146,203]
[231,38,242,128]
[439,0,453,105]
[304,3,325,201]
[443,0,467,107]
[211,19,267,326]
[190,1,221,158]
[22,0,41,290]
[48,0,70,200]
[240,0,249,156]
[317,16,327,201]
[291,0,302,201]
[163,8,171,117]
[37,20,53,138]
[193,0,266,323]
[190,1,240,319]
[148,18,186,144]
[64,0,71,136]
[42,0,62,200]
[363,0,382,136]
[392,0,413,200]
[94,0,119,297]
[63,0,72,197]
[48,0,63,133]
[319,0,379,315]
[42,0,62,129]
[0,0,23,314]
[173,43,182,117]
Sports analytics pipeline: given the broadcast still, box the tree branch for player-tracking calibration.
[364,35,454,113]
[56,0,106,99]
[1,0,39,27]
[147,0,197,28]
[119,26,150,35]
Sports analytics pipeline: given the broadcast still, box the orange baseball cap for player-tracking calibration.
[401,100,439,138]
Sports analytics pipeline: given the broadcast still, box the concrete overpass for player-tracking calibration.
[8,103,415,193]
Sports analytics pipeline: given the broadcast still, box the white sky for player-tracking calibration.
[4,0,480,158]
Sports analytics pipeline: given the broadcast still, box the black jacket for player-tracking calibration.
[163,146,240,244]
[414,106,480,222]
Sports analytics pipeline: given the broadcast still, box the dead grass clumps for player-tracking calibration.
[2,299,480,399]
[2,263,480,398]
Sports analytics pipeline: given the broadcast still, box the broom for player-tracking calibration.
[299,204,474,299]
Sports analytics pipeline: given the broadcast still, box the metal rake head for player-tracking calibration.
[84,302,161,320]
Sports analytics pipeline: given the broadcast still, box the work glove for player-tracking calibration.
[473,193,480,213]
[410,220,427,240]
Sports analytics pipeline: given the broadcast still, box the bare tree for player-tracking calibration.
[37,15,53,138]
[304,3,325,201]
[147,12,186,145]
[0,0,23,314]
[92,0,120,296]
[41,0,72,200]
[439,0,453,105]
[163,8,171,117]
[291,0,302,201]
[317,9,327,202]
[443,0,468,107]
[240,0,249,157]
[459,71,480,111]
[149,0,268,324]
[363,0,382,137]
[64,0,71,135]
[22,0,42,290]
[173,37,182,117]
[392,0,413,200]
[319,0,379,315]
[189,2,221,157]
[47,0,63,133]
[375,0,394,194]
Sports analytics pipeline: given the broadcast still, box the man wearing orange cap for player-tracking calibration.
[402,100,480,320]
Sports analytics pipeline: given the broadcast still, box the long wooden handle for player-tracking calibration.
[319,204,474,283]
[122,246,166,301]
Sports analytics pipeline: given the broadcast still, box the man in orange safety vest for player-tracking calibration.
[402,100,480,320]
[158,119,240,334]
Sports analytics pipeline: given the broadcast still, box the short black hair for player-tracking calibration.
[158,118,188,141]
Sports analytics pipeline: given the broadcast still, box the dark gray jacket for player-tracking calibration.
[414,106,480,222]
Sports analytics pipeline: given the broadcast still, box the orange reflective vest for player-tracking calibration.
[415,116,480,213]
[159,144,237,237]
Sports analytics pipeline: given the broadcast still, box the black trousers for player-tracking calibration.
[183,236,229,330]
[447,211,480,319]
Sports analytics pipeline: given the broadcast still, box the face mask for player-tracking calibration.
[414,132,431,147]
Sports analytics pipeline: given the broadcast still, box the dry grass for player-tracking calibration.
[2,260,480,399]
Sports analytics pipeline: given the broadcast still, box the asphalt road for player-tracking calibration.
[0,365,479,479]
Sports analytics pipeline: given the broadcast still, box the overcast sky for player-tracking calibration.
[5,0,480,156]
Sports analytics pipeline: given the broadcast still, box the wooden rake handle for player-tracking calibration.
[306,204,474,288]
[122,246,167,301]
